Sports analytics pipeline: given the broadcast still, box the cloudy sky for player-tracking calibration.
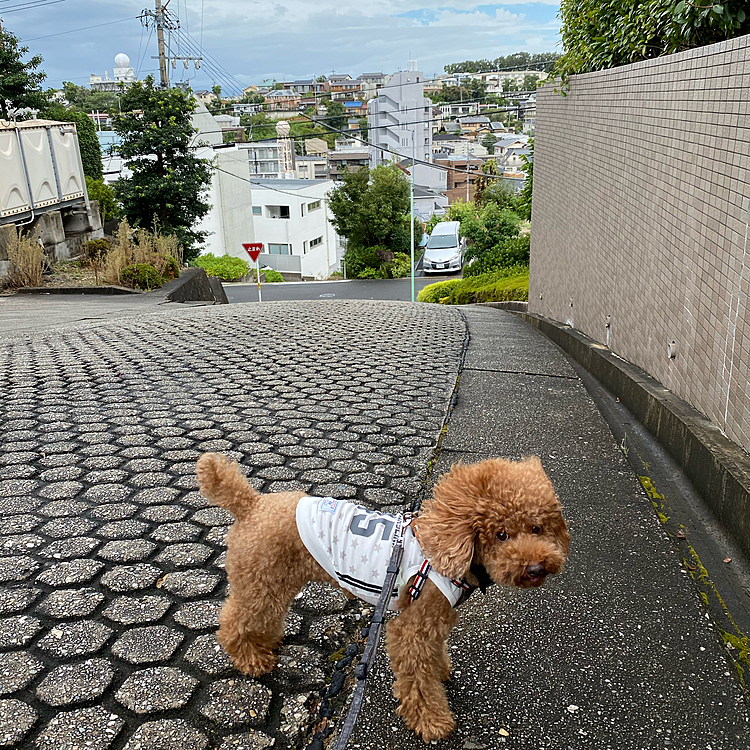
[6,1,561,93]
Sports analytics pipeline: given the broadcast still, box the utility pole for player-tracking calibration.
[139,0,201,90]
[156,0,168,88]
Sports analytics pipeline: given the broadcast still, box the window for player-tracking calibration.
[309,236,323,248]
[266,205,290,219]
[307,200,321,212]
[267,243,291,255]
[252,206,262,215]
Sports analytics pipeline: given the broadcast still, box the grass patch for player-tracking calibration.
[418,266,529,305]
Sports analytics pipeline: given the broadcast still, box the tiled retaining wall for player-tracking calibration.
[530,34,750,450]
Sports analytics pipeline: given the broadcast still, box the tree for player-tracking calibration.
[358,116,369,142]
[241,92,265,104]
[502,78,518,93]
[212,84,222,100]
[556,0,749,81]
[327,165,412,254]
[113,76,212,260]
[462,202,521,263]
[481,133,497,155]
[40,102,103,180]
[62,82,120,113]
[0,26,48,118]
[522,74,539,91]
[517,138,533,220]
[243,112,276,141]
[323,100,347,131]
[445,52,559,75]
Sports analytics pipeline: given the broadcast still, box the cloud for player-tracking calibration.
[6,1,561,90]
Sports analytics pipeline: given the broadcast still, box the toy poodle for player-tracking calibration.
[196,452,570,743]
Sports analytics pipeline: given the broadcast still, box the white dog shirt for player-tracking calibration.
[296,496,471,611]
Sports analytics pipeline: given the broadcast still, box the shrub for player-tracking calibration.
[463,236,530,277]
[85,177,121,222]
[102,219,183,285]
[358,266,386,279]
[4,228,45,289]
[418,267,529,305]
[83,238,110,284]
[262,268,285,282]
[388,252,412,279]
[192,253,250,281]
[344,245,381,278]
[119,263,163,290]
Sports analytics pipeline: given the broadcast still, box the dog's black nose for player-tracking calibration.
[526,563,546,578]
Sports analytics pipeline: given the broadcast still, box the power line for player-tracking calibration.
[1,0,66,12]
[23,17,134,41]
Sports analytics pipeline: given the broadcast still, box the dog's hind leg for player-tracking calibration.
[387,582,459,742]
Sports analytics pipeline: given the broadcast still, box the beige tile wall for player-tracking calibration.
[530,34,750,450]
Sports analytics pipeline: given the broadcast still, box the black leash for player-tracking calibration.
[332,530,405,750]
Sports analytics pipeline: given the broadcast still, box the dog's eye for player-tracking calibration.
[531,526,543,534]
[496,531,509,542]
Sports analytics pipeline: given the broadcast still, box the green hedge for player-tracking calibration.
[418,267,529,305]
[463,235,530,277]
[192,253,250,281]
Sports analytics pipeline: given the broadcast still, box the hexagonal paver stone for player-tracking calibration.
[36,620,112,658]
[116,667,198,714]
[218,730,275,750]
[279,693,315,745]
[139,505,189,522]
[85,484,131,501]
[173,600,221,630]
[37,588,105,618]
[307,614,350,649]
[101,564,161,592]
[184,634,233,675]
[89,502,138,520]
[0,586,40,615]
[0,698,36,745]
[103,595,171,625]
[4,514,40,534]
[97,520,150,539]
[0,479,38,497]
[191,507,234,526]
[293,582,349,614]
[204,526,229,547]
[0,533,45,556]
[276,646,325,689]
[155,543,212,568]
[40,499,90,517]
[160,570,220,598]
[98,540,157,563]
[40,537,100,560]
[0,651,44,695]
[122,719,208,750]
[151,522,201,543]
[112,625,183,664]
[36,659,114,706]
[35,706,124,750]
[200,679,272,728]
[36,559,104,587]
[40,517,96,538]
[39,482,84,500]
[0,615,42,648]
[284,612,303,638]
[132,487,181,506]
[0,552,42,584]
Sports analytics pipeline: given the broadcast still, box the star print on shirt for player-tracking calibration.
[351,539,359,550]
[361,555,368,564]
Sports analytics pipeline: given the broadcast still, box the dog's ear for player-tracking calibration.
[416,463,479,579]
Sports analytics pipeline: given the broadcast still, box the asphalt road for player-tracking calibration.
[223,275,458,304]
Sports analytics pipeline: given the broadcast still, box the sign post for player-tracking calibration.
[242,243,263,302]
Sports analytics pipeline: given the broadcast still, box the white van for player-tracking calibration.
[422,221,465,274]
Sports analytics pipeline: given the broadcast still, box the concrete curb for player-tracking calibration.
[17,284,140,295]
[162,267,216,303]
[513,311,750,561]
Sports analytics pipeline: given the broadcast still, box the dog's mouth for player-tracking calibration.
[522,564,548,587]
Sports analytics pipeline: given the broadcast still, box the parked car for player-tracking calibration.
[422,221,465,274]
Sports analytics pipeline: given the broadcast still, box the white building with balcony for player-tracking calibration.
[196,145,341,279]
[367,61,446,197]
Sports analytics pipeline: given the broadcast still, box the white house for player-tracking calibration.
[196,145,341,279]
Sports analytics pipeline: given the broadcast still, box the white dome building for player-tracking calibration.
[114,53,131,69]
[113,53,135,83]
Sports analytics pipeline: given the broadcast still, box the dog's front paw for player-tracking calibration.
[232,647,276,677]
[399,704,455,742]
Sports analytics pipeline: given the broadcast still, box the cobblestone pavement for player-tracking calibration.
[0,300,466,750]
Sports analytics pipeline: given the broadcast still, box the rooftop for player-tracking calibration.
[251,179,329,190]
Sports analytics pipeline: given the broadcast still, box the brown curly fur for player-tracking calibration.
[196,452,569,743]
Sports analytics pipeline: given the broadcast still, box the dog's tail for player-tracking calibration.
[196,452,260,519]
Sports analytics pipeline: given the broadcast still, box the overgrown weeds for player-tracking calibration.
[4,228,46,289]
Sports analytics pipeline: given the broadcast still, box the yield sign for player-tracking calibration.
[242,243,263,262]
